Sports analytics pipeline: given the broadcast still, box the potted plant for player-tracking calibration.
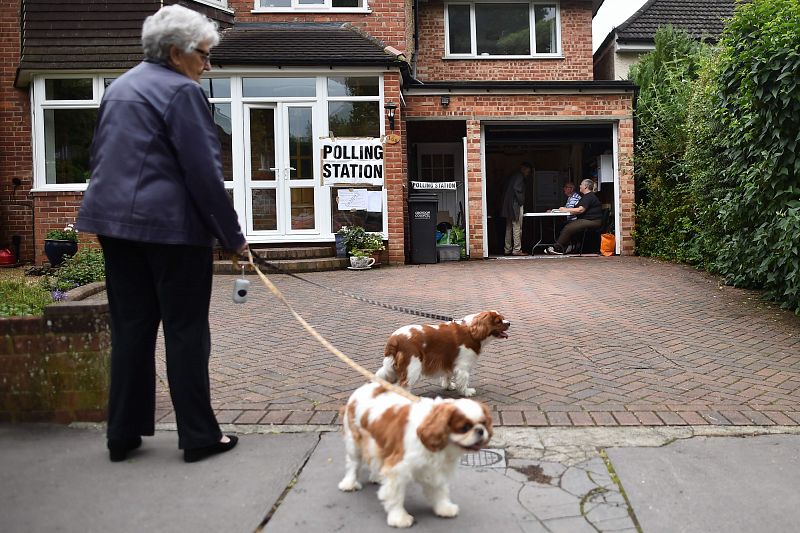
[337,226,386,267]
[44,223,79,267]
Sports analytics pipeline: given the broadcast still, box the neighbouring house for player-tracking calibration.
[593,0,736,81]
[1,0,635,265]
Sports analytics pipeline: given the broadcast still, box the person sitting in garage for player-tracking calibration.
[545,178,602,255]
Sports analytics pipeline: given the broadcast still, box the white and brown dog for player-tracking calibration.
[338,382,493,528]
[375,311,510,397]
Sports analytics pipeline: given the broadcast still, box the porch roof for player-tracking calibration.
[211,23,404,69]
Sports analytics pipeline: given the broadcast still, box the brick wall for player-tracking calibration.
[383,72,408,265]
[31,192,87,265]
[0,300,111,423]
[405,91,636,256]
[415,0,593,82]
[227,0,409,53]
[0,0,35,262]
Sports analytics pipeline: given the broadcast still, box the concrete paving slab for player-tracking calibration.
[0,424,318,533]
[264,432,547,532]
[607,434,800,533]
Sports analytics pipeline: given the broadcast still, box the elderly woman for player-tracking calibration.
[77,5,247,463]
[545,178,603,255]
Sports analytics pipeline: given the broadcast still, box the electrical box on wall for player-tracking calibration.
[598,155,613,183]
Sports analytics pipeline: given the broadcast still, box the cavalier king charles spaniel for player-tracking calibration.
[338,382,493,528]
[375,310,510,397]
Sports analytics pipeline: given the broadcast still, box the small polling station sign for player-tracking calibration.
[321,138,384,186]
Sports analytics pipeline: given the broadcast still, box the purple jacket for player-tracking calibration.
[77,61,245,252]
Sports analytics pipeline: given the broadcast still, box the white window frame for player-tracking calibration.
[193,0,233,13]
[252,0,370,13]
[444,1,561,59]
[31,74,114,192]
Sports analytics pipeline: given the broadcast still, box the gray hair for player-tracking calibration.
[142,5,219,61]
[580,178,596,192]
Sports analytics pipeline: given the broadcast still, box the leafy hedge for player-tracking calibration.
[633,1,800,314]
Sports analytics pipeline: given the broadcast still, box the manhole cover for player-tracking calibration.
[460,448,506,468]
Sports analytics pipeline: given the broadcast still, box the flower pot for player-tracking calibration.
[349,256,376,269]
[44,239,78,266]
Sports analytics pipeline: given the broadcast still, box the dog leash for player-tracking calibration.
[241,251,455,323]
[242,249,421,403]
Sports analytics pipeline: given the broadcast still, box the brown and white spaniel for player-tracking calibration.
[338,382,493,528]
[375,311,510,397]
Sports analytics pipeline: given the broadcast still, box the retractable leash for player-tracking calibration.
[239,248,420,403]
[237,250,455,322]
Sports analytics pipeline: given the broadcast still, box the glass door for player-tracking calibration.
[244,103,318,237]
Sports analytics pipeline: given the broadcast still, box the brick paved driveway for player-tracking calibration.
[153,256,800,427]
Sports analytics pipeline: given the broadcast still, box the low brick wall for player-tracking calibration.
[0,296,110,423]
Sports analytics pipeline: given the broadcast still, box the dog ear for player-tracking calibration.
[417,403,456,451]
[480,402,494,438]
[469,311,491,339]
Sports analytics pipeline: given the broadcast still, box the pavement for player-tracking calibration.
[5,255,800,531]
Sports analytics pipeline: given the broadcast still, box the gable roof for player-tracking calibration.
[211,23,403,68]
[615,0,737,45]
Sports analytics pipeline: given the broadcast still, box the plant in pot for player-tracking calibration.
[339,226,385,269]
[44,223,79,267]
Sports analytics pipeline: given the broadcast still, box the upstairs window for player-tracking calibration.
[256,0,366,11]
[446,1,560,57]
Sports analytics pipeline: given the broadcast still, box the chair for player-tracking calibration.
[578,208,610,256]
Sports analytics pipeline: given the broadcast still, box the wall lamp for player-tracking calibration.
[384,101,397,130]
[440,95,450,107]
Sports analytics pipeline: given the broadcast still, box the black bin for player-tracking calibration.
[408,192,438,264]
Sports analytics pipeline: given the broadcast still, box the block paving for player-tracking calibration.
[152,256,800,427]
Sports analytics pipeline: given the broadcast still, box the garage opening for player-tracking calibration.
[484,122,615,256]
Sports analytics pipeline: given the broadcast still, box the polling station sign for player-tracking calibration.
[321,138,384,186]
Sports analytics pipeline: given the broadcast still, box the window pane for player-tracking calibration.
[250,108,277,181]
[103,78,117,89]
[332,0,360,6]
[201,78,231,98]
[330,187,383,232]
[288,107,314,180]
[291,188,315,230]
[252,189,277,231]
[475,3,530,55]
[45,78,93,100]
[260,0,290,6]
[327,76,379,97]
[44,108,98,184]
[212,104,233,181]
[448,5,471,54]
[534,5,557,53]
[243,77,316,98]
[328,102,380,137]
[298,0,324,4]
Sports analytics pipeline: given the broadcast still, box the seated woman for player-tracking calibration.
[545,179,602,255]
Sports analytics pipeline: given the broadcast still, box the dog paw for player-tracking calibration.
[338,478,362,492]
[434,501,459,518]
[462,387,476,397]
[387,510,414,528]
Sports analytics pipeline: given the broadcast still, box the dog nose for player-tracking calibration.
[476,427,484,437]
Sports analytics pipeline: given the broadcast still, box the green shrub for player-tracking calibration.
[0,280,53,317]
[44,223,79,242]
[705,0,800,313]
[39,247,105,293]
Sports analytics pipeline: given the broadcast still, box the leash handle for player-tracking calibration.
[245,249,420,403]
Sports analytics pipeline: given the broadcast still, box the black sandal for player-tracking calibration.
[184,435,238,463]
[108,436,142,462]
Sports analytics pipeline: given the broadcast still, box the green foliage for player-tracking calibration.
[0,280,53,317]
[39,247,106,292]
[706,0,800,313]
[337,226,385,255]
[629,26,708,261]
[45,223,78,242]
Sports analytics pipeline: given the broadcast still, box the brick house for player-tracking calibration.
[593,0,736,81]
[1,0,635,265]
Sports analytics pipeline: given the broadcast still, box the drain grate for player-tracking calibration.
[460,448,506,468]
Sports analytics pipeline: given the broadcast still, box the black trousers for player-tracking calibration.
[99,236,222,450]
[556,218,602,251]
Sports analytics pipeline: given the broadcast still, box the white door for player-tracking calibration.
[244,103,318,238]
